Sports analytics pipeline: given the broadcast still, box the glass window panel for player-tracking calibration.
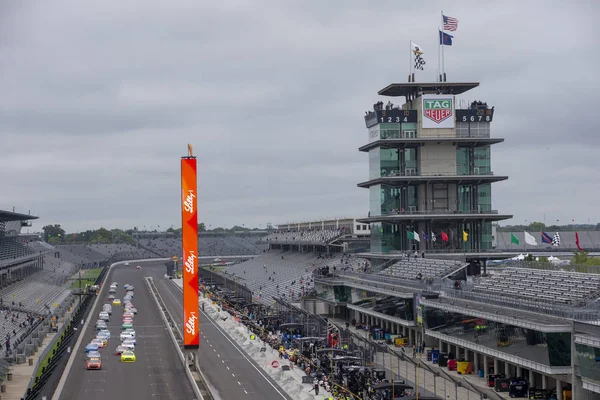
[369,185,382,216]
[380,149,400,176]
[576,343,600,383]
[423,307,571,366]
[380,123,401,139]
[370,223,383,253]
[456,148,468,175]
[369,149,381,179]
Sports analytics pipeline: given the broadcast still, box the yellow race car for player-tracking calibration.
[112,299,122,306]
[121,350,136,362]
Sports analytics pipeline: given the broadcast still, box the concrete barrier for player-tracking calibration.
[145,277,205,400]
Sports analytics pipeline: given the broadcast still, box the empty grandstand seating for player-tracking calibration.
[262,229,345,245]
[0,238,37,262]
[87,244,139,256]
[140,234,267,257]
[222,251,342,305]
[380,258,466,280]
[472,267,600,305]
[54,245,108,262]
[0,255,76,315]
[87,243,156,260]
[26,241,54,253]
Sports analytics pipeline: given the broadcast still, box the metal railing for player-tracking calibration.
[443,288,600,322]
[382,171,495,177]
[316,270,430,291]
[384,209,499,216]
[378,132,492,140]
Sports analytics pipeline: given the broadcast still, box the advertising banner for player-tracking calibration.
[181,156,199,349]
[421,94,455,129]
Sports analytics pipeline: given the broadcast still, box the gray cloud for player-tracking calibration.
[1,0,598,232]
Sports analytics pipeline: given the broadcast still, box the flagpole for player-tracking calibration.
[409,40,412,81]
[440,10,445,81]
[437,27,441,82]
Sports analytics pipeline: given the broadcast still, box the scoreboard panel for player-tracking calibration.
[456,108,495,123]
[365,109,418,128]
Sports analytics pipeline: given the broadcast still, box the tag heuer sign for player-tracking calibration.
[424,98,453,123]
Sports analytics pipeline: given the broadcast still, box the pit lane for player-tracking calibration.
[146,267,292,400]
[58,262,197,400]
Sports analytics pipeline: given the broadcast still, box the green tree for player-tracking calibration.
[198,223,206,232]
[528,222,545,232]
[167,227,182,237]
[42,224,65,242]
[573,250,589,264]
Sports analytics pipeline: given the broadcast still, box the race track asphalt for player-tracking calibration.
[146,267,293,400]
[59,262,197,400]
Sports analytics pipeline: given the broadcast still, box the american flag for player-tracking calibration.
[443,15,458,31]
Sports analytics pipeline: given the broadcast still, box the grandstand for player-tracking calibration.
[221,250,369,305]
[140,232,267,257]
[262,228,345,245]
[380,258,467,281]
[0,210,74,361]
[53,245,108,262]
[472,267,600,306]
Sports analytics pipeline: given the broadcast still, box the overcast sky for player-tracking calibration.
[1,0,599,233]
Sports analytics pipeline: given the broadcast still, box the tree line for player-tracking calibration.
[497,222,600,232]
[41,223,266,244]
[42,224,135,245]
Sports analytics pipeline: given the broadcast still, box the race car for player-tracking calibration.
[87,351,101,359]
[98,328,111,337]
[136,265,141,269]
[112,299,121,306]
[122,340,136,349]
[86,357,102,370]
[94,336,108,347]
[114,345,128,355]
[121,350,136,362]
[120,331,135,341]
[91,338,105,348]
[85,343,99,353]
[122,322,133,330]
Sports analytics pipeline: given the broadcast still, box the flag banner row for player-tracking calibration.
[408,230,467,242]
[509,231,583,250]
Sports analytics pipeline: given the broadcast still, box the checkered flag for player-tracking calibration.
[414,54,426,71]
[431,232,436,242]
[552,232,561,247]
[412,42,426,71]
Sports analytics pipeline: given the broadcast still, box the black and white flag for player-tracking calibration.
[552,232,561,247]
[412,42,426,71]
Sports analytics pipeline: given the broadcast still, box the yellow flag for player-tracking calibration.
[463,230,469,242]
